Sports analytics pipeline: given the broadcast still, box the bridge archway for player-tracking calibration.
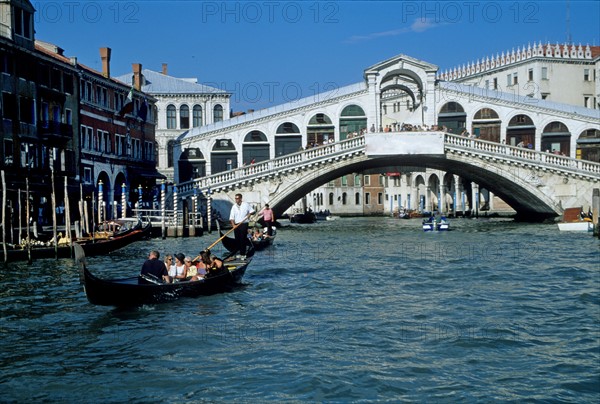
[507,114,535,147]
[438,102,466,134]
[472,108,501,142]
[427,174,440,211]
[339,105,367,140]
[275,122,301,157]
[307,113,334,145]
[242,130,269,165]
[211,139,237,174]
[577,128,600,162]
[260,150,569,221]
[178,147,206,182]
[542,121,571,155]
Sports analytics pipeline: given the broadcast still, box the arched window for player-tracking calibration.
[342,192,347,205]
[166,105,176,129]
[340,105,367,140]
[329,192,334,205]
[193,105,202,127]
[213,104,223,123]
[355,192,360,205]
[180,105,189,129]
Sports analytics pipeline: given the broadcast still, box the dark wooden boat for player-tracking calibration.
[2,219,151,262]
[290,211,317,224]
[76,243,253,307]
[220,228,276,252]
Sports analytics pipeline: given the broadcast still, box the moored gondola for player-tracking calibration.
[76,242,253,307]
[2,219,151,262]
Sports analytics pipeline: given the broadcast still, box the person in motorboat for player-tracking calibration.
[140,250,169,283]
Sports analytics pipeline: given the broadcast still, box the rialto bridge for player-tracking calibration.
[172,54,600,220]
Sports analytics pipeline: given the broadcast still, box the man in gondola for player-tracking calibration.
[229,193,254,257]
[140,250,170,283]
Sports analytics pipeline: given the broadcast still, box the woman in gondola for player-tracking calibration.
[172,253,188,282]
[199,250,225,278]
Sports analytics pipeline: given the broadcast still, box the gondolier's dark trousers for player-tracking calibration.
[264,220,273,236]
[234,222,249,255]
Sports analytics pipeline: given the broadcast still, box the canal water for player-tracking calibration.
[1,217,598,402]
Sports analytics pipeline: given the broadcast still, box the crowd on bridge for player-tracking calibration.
[382,123,450,133]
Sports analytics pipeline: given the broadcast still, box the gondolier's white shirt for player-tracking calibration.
[229,201,255,224]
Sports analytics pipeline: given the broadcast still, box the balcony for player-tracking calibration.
[38,120,73,141]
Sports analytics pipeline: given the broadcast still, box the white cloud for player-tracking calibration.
[344,18,441,43]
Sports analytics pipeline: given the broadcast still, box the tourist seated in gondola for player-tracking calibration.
[140,250,169,283]
[252,228,263,241]
[171,253,188,282]
[198,250,224,278]
[184,256,199,281]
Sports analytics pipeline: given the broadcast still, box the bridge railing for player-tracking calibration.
[178,132,599,195]
[178,136,366,194]
[445,133,600,175]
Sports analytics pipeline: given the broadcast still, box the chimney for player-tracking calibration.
[132,63,142,91]
[100,47,111,78]
[162,63,168,75]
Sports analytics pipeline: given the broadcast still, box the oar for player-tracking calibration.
[193,213,252,261]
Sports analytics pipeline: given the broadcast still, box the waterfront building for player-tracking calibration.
[0,0,160,236]
[304,42,600,216]
[115,66,231,183]
[176,43,598,219]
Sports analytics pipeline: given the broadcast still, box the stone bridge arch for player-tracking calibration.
[217,153,565,220]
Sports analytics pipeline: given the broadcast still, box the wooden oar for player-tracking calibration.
[192,213,252,261]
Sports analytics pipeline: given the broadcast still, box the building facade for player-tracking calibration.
[176,48,599,218]
[1,0,160,240]
[115,66,230,183]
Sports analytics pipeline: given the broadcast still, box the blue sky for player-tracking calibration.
[34,1,600,111]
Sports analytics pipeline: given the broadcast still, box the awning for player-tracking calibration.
[128,168,166,180]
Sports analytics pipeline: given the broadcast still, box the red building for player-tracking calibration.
[0,0,160,241]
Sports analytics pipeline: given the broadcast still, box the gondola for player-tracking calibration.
[290,211,317,224]
[2,219,151,262]
[76,243,253,307]
[219,226,276,252]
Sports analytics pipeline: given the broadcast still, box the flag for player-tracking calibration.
[137,97,148,122]
[118,87,134,117]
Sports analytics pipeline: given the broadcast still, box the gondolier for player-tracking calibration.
[229,193,255,257]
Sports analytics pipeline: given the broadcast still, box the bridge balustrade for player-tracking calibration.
[177,133,599,196]
[178,136,366,194]
[444,134,600,175]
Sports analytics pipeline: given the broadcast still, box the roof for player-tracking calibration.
[35,41,136,91]
[180,81,368,141]
[113,69,229,95]
[439,81,600,120]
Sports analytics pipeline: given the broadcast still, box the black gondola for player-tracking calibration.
[2,219,151,262]
[219,227,276,252]
[289,211,317,223]
[76,243,253,307]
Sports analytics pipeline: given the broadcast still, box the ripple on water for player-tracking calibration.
[0,218,598,402]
